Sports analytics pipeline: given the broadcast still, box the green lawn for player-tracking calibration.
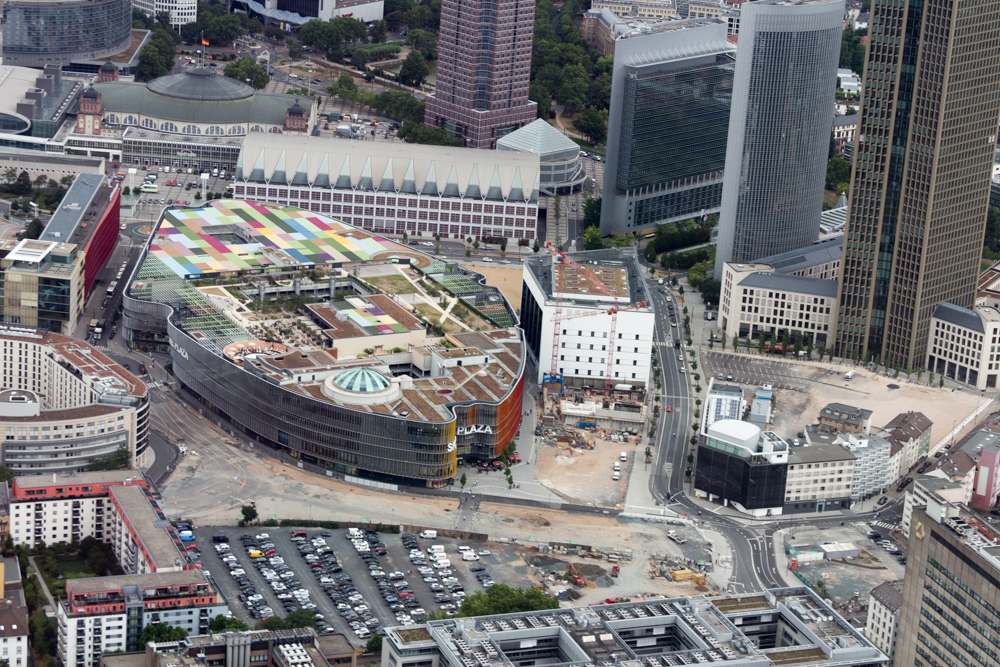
[54,557,92,580]
[568,137,606,157]
[367,274,417,294]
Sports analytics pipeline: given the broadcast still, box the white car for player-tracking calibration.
[256,533,269,540]
[482,257,493,262]
[230,569,245,577]
[478,550,492,556]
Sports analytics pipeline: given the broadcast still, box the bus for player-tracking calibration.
[106,281,118,298]
[140,183,158,193]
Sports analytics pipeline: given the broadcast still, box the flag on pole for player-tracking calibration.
[202,37,210,46]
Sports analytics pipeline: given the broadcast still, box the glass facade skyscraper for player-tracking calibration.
[836,0,1000,371]
[713,0,844,276]
[601,20,734,236]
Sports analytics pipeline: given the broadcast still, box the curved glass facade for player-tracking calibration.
[2,0,132,67]
[166,321,525,484]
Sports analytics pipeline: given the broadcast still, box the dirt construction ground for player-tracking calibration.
[703,353,986,447]
[460,264,522,310]
[534,433,636,505]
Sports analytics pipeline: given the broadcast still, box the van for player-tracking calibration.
[612,471,620,481]
[212,168,219,177]
[429,545,445,554]
[419,530,437,539]
[212,534,228,543]
[164,166,171,173]
[220,170,226,179]
[291,530,307,538]
[658,278,664,285]
[347,528,363,539]
[620,452,628,462]
[248,549,263,558]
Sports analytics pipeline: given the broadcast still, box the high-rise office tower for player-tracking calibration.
[713,0,844,277]
[836,0,1000,370]
[600,19,735,237]
[894,497,1000,667]
[423,0,537,149]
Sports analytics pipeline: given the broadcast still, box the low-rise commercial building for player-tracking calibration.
[695,419,788,517]
[9,471,184,573]
[382,590,887,667]
[865,581,902,663]
[818,403,872,435]
[926,301,1000,390]
[783,443,854,514]
[497,120,585,195]
[233,134,540,242]
[521,248,654,389]
[57,571,226,667]
[101,627,356,667]
[0,329,148,474]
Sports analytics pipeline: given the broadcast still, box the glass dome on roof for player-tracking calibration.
[333,367,391,393]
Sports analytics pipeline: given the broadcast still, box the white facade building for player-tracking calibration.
[520,248,654,388]
[784,444,855,514]
[926,302,1000,391]
[132,0,197,29]
[57,571,226,667]
[865,581,902,662]
[701,380,745,434]
[840,433,892,501]
[233,133,541,242]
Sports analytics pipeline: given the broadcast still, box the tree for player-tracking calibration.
[459,584,558,617]
[366,634,384,653]
[224,56,269,89]
[529,83,552,119]
[210,615,249,632]
[248,17,264,35]
[583,196,601,229]
[23,217,44,240]
[286,38,304,60]
[139,624,187,646]
[583,226,604,250]
[122,185,131,196]
[699,279,721,309]
[572,108,607,145]
[459,473,467,490]
[399,50,430,86]
[369,20,388,43]
[826,157,851,189]
[533,240,540,253]
[87,445,130,471]
[240,502,258,525]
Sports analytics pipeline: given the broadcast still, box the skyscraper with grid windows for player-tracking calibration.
[835,0,1000,370]
[713,0,844,277]
[423,0,538,149]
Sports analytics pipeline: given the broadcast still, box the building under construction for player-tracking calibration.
[520,247,654,391]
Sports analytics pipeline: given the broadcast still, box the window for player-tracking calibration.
[250,125,265,133]
[206,126,225,136]
[160,121,178,133]
[181,124,201,135]
[140,118,156,129]
[121,115,137,125]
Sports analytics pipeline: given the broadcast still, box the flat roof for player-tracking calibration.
[149,200,404,279]
[13,469,143,490]
[66,569,211,595]
[109,484,180,569]
[40,174,111,244]
[307,294,423,339]
[751,235,844,274]
[524,247,652,309]
[788,444,856,464]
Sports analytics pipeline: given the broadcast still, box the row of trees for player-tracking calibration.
[643,217,716,263]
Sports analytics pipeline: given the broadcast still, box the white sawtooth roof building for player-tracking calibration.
[232,134,542,242]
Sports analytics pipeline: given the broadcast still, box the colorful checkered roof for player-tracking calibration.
[149,200,400,279]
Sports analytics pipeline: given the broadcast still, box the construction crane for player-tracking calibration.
[544,242,646,396]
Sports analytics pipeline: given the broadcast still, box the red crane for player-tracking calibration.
[544,243,646,396]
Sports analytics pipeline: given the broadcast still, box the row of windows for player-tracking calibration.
[105,114,262,135]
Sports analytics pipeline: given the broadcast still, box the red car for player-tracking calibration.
[186,545,198,551]
[665,405,672,412]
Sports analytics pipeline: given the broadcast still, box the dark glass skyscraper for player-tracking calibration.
[423,0,537,149]
[600,20,735,236]
[836,0,1000,371]
[714,0,844,276]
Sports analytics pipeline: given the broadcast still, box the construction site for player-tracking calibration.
[517,245,656,504]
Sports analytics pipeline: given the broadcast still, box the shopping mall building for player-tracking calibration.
[123,200,525,486]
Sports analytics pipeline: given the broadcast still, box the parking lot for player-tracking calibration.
[112,166,234,209]
[193,525,514,644]
[703,353,834,392]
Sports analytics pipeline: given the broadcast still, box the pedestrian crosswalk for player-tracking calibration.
[870,520,896,530]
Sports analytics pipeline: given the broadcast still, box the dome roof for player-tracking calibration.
[101,60,117,72]
[83,87,99,99]
[333,368,391,393]
[288,99,304,116]
[146,67,254,102]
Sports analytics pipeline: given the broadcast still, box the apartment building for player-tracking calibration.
[817,403,872,435]
[784,444,855,514]
[864,581,902,663]
[8,470,187,573]
[57,571,227,667]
